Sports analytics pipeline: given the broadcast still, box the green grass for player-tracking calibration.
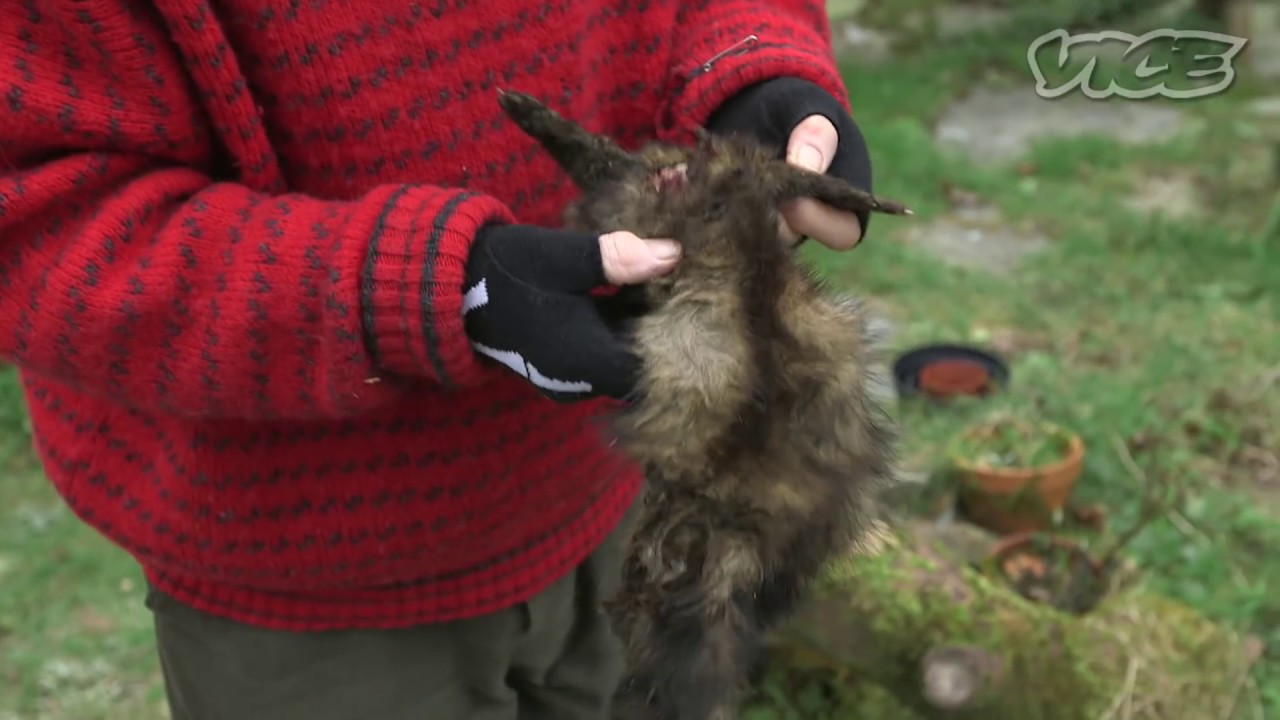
[0,373,165,718]
[3,8,1279,719]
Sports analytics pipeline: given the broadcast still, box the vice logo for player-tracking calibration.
[1027,29,1248,100]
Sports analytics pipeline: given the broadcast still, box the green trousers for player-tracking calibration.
[146,509,635,720]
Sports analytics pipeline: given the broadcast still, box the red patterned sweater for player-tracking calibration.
[0,0,851,630]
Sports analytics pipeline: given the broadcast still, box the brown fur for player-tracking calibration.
[497,90,909,720]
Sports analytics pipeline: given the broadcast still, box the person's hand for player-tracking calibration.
[462,225,680,401]
[705,77,874,250]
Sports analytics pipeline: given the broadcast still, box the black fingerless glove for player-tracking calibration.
[705,77,876,236]
[461,224,643,402]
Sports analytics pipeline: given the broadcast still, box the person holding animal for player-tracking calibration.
[0,2,874,719]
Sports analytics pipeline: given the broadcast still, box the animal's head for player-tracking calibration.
[496,89,911,279]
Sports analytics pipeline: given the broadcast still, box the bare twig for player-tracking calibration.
[1164,507,1201,543]
[1246,676,1264,720]
[1100,657,1140,720]
[1112,434,1146,484]
[1245,364,1280,402]
[1159,508,1252,595]
[1100,435,1183,571]
[1219,653,1261,720]
[1109,435,1217,554]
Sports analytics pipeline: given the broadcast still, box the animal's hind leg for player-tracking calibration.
[642,530,766,720]
[744,564,804,688]
[744,528,833,686]
[754,563,806,630]
[776,168,912,217]
[755,516,842,628]
[496,90,641,189]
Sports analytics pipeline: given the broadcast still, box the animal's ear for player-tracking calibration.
[772,164,913,218]
[497,89,643,189]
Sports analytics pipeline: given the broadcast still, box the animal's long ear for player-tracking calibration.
[498,90,643,189]
[773,165,913,218]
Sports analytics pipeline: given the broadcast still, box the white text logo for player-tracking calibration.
[1027,29,1248,100]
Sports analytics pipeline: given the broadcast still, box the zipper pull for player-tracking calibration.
[696,34,759,74]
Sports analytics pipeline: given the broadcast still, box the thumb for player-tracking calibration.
[786,114,838,174]
[599,231,682,285]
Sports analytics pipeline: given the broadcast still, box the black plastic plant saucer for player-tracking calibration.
[892,343,1010,401]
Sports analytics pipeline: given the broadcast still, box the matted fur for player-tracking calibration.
[497,90,909,720]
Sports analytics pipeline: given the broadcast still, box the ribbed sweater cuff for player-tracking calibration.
[360,185,516,387]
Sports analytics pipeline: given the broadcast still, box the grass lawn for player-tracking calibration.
[2,10,1278,720]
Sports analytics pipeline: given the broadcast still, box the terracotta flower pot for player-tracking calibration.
[952,426,1085,536]
[988,532,1100,577]
[984,531,1105,612]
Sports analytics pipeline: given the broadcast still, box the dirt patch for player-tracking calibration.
[1124,172,1205,219]
[34,658,130,716]
[1209,377,1280,510]
[969,325,1055,356]
[934,86,1189,166]
[933,3,1013,37]
[1133,377,1280,512]
[1249,2,1280,81]
[1229,95,1280,193]
[900,203,1051,274]
[831,20,895,64]
[72,606,119,635]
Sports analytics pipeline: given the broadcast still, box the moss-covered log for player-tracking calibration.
[762,521,1253,719]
